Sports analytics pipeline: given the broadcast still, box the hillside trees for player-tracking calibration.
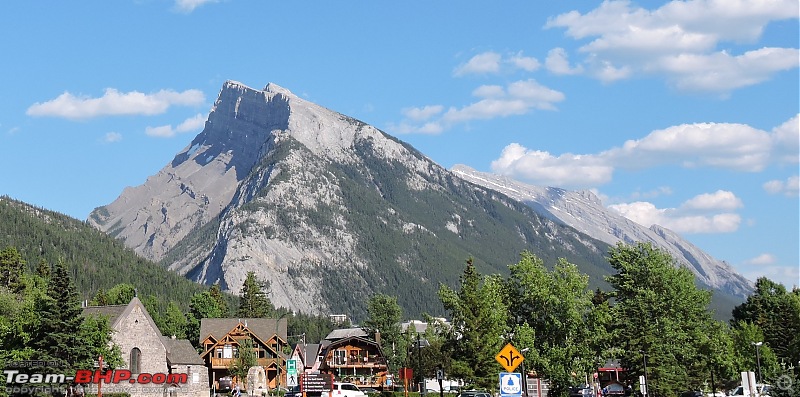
[0,253,122,387]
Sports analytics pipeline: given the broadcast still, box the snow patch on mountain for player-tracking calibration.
[450,164,753,298]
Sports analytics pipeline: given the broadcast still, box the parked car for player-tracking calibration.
[217,377,233,392]
[457,390,492,397]
[680,391,703,397]
[325,382,367,397]
[728,384,771,396]
[569,385,593,397]
[286,385,302,397]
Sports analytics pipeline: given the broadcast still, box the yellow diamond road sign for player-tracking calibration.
[495,343,524,373]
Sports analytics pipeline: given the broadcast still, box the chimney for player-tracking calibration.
[375,331,381,345]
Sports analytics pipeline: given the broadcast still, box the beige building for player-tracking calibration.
[83,297,209,397]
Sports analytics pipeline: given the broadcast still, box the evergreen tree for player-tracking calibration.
[0,246,25,293]
[210,284,230,316]
[731,278,800,366]
[439,258,508,391]
[237,271,274,318]
[28,260,94,374]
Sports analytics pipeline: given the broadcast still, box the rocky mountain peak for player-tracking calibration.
[450,164,753,298]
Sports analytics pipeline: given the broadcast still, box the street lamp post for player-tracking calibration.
[519,348,530,397]
[640,351,649,397]
[752,342,763,385]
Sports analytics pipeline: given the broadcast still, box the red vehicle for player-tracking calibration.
[595,360,626,396]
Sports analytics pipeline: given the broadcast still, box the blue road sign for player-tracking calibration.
[499,372,522,397]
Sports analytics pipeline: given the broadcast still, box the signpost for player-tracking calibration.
[287,359,298,387]
[499,373,523,397]
[496,343,525,373]
[300,373,333,397]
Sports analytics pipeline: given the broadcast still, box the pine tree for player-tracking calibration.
[237,271,274,318]
[28,259,93,374]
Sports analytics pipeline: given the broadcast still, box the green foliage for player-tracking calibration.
[287,311,336,344]
[731,278,800,366]
[0,246,25,293]
[185,288,229,346]
[605,242,718,397]
[238,271,275,318]
[505,253,595,396]
[439,259,509,391]
[363,294,404,372]
[229,338,258,389]
[0,196,212,312]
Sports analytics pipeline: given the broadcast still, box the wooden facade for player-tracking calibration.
[199,318,288,390]
[319,336,389,388]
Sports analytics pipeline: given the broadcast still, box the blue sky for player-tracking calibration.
[1,1,798,288]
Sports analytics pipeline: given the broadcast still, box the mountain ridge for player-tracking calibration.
[450,164,753,298]
[88,80,744,320]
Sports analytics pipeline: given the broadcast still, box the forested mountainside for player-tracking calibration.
[0,195,208,313]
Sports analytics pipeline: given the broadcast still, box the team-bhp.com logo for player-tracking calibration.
[4,360,188,394]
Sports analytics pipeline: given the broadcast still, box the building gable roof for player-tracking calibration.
[162,337,205,366]
[83,297,162,337]
[199,318,287,346]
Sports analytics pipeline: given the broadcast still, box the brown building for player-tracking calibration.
[318,328,389,388]
[198,318,288,391]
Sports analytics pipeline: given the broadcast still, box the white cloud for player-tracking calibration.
[390,80,564,135]
[543,0,800,94]
[145,113,206,138]
[455,51,542,76]
[680,190,743,211]
[745,253,776,266]
[174,0,218,13]
[454,52,502,76]
[176,113,206,133]
[103,132,122,143]
[608,197,742,234]
[545,48,584,75]
[490,143,613,187]
[27,88,205,120]
[402,105,444,122]
[491,115,796,187]
[605,122,773,172]
[740,253,799,287]
[508,51,541,72]
[763,175,800,197]
[772,113,800,164]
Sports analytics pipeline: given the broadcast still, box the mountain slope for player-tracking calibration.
[0,196,210,310]
[89,81,616,320]
[450,164,753,299]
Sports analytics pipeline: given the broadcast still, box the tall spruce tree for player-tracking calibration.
[237,271,274,318]
[439,258,508,391]
[362,294,404,373]
[28,260,93,374]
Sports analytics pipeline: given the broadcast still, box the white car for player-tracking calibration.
[728,384,771,397]
[326,382,367,397]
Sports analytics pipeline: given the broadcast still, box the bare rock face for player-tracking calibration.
[89,80,746,318]
[450,164,753,298]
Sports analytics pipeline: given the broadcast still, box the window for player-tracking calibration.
[223,344,233,359]
[130,348,141,374]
